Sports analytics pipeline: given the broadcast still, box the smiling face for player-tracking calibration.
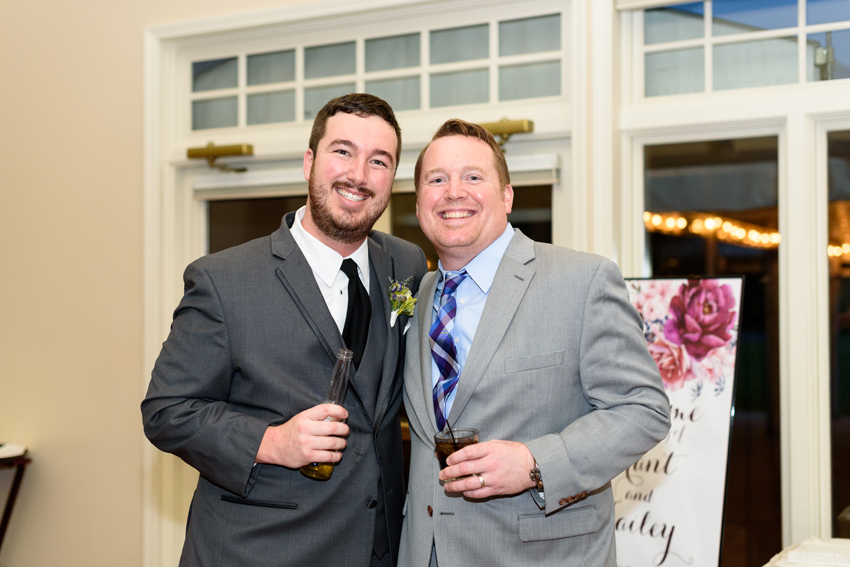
[416,135,514,270]
[302,112,398,255]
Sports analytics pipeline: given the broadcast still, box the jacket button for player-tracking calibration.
[427,506,433,516]
[559,498,567,506]
[368,500,378,509]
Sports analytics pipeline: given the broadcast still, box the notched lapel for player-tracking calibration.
[369,238,398,430]
[415,271,440,434]
[447,232,536,426]
[271,219,344,365]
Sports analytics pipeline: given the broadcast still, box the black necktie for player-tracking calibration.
[340,259,370,370]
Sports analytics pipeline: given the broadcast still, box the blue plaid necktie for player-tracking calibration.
[430,270,468,432]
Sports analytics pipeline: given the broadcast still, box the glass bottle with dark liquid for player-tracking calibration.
[300,349,353,481]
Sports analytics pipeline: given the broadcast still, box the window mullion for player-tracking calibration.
[295,46,304,122]
[705,0,713,93]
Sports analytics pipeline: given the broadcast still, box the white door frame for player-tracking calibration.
[619,108,850,547]
[143,1,579,564]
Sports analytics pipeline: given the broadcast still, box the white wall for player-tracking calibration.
[0,1,306,565]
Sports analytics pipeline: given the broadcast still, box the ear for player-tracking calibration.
[503,184,514,215]
[303,149,314,182]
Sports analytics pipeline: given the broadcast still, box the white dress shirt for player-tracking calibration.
[289,206,370,334]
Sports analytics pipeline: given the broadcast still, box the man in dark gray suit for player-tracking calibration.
[142,93,427,567]
[400,120,670,567]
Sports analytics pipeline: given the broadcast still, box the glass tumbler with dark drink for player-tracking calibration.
[434,428,479,474]
[300,348,353,481]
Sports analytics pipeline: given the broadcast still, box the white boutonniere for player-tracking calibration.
[388,277,417,331]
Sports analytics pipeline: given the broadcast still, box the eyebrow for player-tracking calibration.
[328,138,395,167]
[423,165,486,178]
[422,166,447,179]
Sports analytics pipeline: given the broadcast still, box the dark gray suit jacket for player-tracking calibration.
[143,212,427,566]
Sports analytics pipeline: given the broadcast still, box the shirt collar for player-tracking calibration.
[290,206,370,288]
[437,223,514,294]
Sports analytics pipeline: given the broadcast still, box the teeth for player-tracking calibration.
[337,187,366,202]
[442,211,472,219]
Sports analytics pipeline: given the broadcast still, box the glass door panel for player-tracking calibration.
[208,196,307,254]
[827,130,850,538]
[644,137,781,566]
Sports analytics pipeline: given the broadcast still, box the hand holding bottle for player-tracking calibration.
[300,349,354,480]
[255,403,349,469]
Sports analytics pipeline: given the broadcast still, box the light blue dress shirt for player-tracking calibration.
[430,224,515,420]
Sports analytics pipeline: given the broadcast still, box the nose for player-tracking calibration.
[346,158,368,186]
[444,177,467,201]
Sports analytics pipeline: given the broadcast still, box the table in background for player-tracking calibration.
[0,455,31,555]
[765,537,850,567]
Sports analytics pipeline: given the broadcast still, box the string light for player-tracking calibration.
[644,211,780,250]
[643,211,850,257]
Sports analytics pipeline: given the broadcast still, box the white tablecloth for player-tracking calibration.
[765,537,850,567]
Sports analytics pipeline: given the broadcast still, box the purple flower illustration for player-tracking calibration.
[663,279,737,361]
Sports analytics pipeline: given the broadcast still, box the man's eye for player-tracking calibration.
[429,177,447,185]
[334,149,350,156]
[371,159,388,167]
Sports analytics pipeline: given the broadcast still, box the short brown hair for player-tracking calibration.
[414,119,510,195]
[309,93,402,168]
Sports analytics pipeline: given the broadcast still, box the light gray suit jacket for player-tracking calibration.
[142,213,427,566]
[399,230,670,567]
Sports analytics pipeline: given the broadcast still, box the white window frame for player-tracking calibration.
[627,1,850,103]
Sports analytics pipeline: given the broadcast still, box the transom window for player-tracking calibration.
[189,13,564,130]
[638,0,850,98]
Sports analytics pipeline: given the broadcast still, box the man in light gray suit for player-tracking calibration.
[400,119,671,567]
[142,94,427,567]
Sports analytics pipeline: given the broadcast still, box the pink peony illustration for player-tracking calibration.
[663,279,737,361]
[632,280,679,322]
[648,338,693,390]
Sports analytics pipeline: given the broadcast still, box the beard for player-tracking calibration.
[308,170,390,244]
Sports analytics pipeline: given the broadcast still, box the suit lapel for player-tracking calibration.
[368,236,398,431]
[415,271,440,434]
[446,231,536,426]
[272,213,343,365]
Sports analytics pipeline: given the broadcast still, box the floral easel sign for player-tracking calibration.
[613,277,743,567]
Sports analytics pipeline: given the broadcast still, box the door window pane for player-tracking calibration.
[192,97,237,130]
[644,137,780,566]
[366,33,420,72]
[430,69,489,108]
[430,24,489,64]
[499,61,560,101]
[305,42,356,79]
[247,50,295,86]
[365,77,420,112]
[645,48,704,97]
[192,57,238,92]
[713,0,797,37]
[247,91,295,125]
[714,37,797,91]
[808,31,850,82]
[208,196,306,254]
[644,3,704,45]
[808,0,850,26]
[304,83,356,119]
[499,14,560,57]
[826,130,850,538]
